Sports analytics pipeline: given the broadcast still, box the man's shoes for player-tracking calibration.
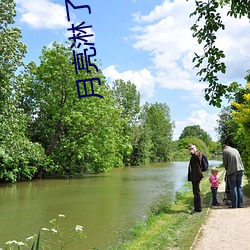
[212,203,220,206]
[190,209,202,214]
[228,205,236,208]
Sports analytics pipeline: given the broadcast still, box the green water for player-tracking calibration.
[0,160,221,249]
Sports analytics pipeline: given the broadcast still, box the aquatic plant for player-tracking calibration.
[1,214,86,249]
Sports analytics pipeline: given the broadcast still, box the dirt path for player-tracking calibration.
[192,174,250,250]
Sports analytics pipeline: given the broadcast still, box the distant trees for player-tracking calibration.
[179,125,212,146]
[178,136,209,156]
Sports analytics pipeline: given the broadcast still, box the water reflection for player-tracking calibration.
[0,160,221,249]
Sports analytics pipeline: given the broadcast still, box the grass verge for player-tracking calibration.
[111,170,225,250]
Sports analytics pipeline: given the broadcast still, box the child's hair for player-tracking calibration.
[211,167,218,175]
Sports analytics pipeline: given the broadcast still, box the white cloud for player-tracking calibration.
[16,0,68,29]
[130,0,250,94]
[214,7,250,81]
[131,0,198,89]
[103,65,155,102]
[173,110,219,141]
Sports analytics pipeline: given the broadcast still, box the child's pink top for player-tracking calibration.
[209,175,219,188]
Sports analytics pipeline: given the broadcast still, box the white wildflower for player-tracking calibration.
[75,225,83,231]
[42,227,50,231]
[58,214,65,217]
[6,240,17,245]
[51,228,58,233]
[26,236,34,241]
[17,241,25,246]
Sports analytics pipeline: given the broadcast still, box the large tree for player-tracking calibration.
[112,79,140,124]
[230,73,250,176]
[216,106,240,147]
[24,42,127,175]
[140,102,174,162]
[0,0,47,183]
[190,0,250,107]
[179,125,212,146]
[112,79,140,165]
[0,0,26,108]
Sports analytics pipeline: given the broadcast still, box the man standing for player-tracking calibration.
[222,144,244,208]
[188,143,204,214]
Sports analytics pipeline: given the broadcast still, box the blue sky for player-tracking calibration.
[14,0,250,141]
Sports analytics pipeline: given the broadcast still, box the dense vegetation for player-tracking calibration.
[0,0,249,183]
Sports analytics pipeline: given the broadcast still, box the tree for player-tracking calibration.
[179,125,212,146]
[190,0,250,107]
[231,76,250,176]
[112,79,140,124]
[0,0,27,109]
[216,106,240,147]
[129,122,153,166]
[140,102,174,162]
[216,72,250,150]
[24,42,127,175]
[178,136,209,156]
[112,79,140,165]
[0,0,47,182]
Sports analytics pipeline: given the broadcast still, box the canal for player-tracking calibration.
[0,160,221,249]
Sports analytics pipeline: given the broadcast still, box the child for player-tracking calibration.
[209,168,220,206]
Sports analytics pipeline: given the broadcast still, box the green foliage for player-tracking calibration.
[216,106,240,147]
[23,42,127,175]
[31,231,40,250]
[112,79,140,123]
[189,0,250,107]
[230,75,250,177]
[215,71,250,177]
[179,125,212,146]
[0,0,48,182]
[209,141,222,154]
[178,136,209,156]
[112,79,141,166]
[130,123,153,165]
[0,0,27,107]
[139,102,174,162]
[0,0,179,181]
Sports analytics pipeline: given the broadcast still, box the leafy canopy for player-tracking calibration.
[189,0,250,107]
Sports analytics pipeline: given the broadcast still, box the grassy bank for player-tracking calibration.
[111,169,225,250]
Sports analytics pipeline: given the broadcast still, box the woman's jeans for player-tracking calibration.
[211,187,218,205]
[228,170,244,208]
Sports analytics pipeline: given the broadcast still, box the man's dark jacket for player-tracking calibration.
[188,150,204,182]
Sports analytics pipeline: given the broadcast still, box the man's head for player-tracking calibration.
[188,143,197,155]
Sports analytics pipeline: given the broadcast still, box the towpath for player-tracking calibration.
[192,173,250,250]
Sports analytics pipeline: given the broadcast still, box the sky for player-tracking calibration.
[14,0,250,141]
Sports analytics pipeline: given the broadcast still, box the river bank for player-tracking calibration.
[112,168,224,249]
